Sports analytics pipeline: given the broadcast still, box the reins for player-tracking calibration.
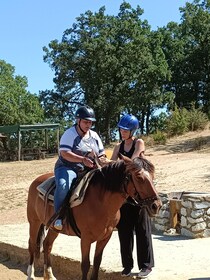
[123,173,131,194]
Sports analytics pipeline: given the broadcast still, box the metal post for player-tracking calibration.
[18,129,21,161]
[57,127,60,154]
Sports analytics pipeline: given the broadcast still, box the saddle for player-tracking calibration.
[36,169,96,237]
[37,169,95,207]
[37,155,104,206]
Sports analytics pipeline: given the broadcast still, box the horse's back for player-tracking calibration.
[28,172,53,199]
[31,172,54,187]
[27,172,54,222]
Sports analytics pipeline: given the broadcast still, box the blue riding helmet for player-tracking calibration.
[118,114,139,136]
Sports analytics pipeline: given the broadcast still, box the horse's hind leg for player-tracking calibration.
[27,221,44,280]
[43,229,59,280]
[90,234,112,280]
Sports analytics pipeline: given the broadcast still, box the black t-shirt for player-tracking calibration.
[119,139,136,159]
[119,139,138,206]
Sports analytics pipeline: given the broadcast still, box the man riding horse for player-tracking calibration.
[53,105,107,230]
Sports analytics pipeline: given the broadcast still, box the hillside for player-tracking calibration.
[145,128,210,194]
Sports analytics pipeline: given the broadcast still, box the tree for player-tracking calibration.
[0,60,44,125]
[180,0,210,115]
[126,29,172,134]
[42,2,170,142]
[160,0,210,116]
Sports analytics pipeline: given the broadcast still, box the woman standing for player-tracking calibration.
[111,114,154,278]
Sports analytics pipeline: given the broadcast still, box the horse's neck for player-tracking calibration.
[103,192,126,216]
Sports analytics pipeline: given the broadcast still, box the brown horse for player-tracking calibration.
[26,155,162,280]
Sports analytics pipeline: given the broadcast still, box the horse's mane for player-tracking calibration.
[90,160,126,192]
[129,157,155,176]
[90,156,155,192]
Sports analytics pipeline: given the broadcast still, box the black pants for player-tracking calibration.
[117,203,154,270]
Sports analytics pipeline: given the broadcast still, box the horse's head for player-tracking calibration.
[120,154,162,217]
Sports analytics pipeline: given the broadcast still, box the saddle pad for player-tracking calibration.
[37,176,55,201]
[36,169,95,208]
[69,170,95,207]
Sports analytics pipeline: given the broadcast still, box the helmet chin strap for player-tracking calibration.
[78,120,86,135]
[125,133,133,140]
[128,131,134,139]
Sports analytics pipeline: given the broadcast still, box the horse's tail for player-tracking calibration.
[35,224,45,259]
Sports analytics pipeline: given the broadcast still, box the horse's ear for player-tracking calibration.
[118,153,123,159]
[118,153,131,163]
[139,151,145,158]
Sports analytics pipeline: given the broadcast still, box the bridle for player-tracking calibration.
[123,172,158,207]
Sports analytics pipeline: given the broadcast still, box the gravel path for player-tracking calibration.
[1,223,210,279]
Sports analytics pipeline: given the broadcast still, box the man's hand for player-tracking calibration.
[83,156,94,168]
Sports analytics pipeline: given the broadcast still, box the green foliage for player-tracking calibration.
[42,2,170,143]
[40,0,210,142]
[152,130,167,145]
[3,1,210,147]
[167,106,189,136]
[160,0,210,114]
[187,103,208,131]
[166,104,209,136]
[0,60,44,125]
[149,112,168,134]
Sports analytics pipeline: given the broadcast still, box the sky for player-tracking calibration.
[0,0,191,95]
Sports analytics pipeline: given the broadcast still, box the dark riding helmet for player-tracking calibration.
[75,105,96,122]
[118,114,139,136]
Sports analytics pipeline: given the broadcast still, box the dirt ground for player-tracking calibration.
[0,129,210,279]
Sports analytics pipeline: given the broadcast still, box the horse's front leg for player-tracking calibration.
[80,237,92,280]
[90,233,112,280]
[27,221,43,280]
[27,264,35,280]
[44,265,56,280]
[43,229,59,280]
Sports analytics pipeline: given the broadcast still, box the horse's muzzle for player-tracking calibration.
[147,198,162,217]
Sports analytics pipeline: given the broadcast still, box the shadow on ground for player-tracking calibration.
[0,242,123,280]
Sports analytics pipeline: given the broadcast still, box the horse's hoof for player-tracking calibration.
[27,265,35,280]
[44,266,57,280]
[27,276,35,280]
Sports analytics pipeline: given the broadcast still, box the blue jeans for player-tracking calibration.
[54,166,77,212]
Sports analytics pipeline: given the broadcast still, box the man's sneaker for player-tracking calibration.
[121,268,132,277]
[137,268,152,278]
[54,219,63,230]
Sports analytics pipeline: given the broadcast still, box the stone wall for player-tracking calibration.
[152,192,210,238]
